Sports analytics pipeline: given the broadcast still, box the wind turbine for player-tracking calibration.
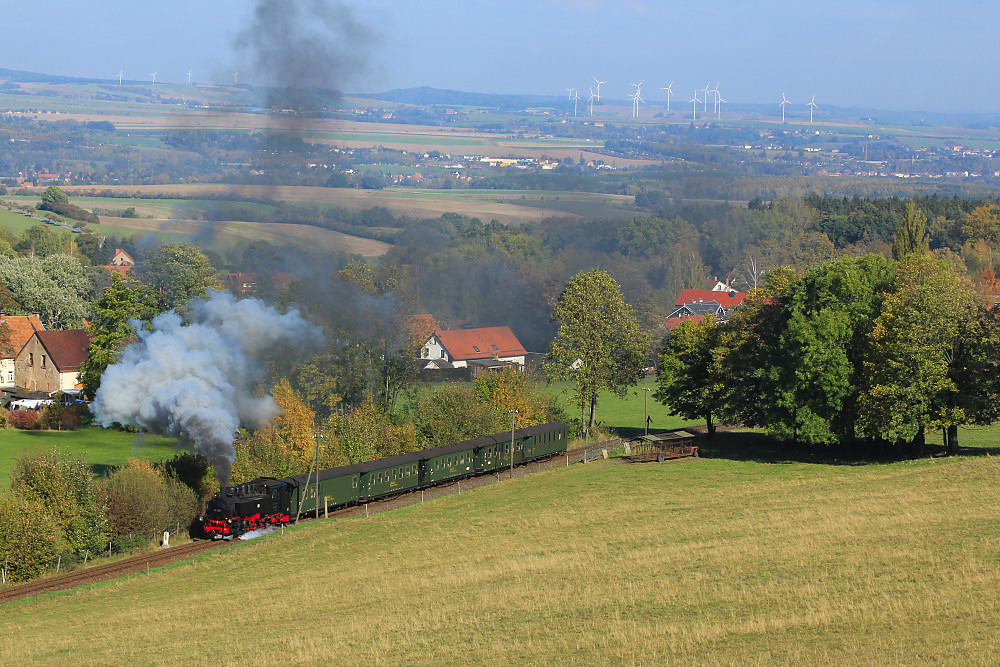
[233,72,239,85]
[629,81,645,118]
[716,91,727,120]
[779,92,791,122]
[587,87,596,117]
[149,72,157,87]
[118,70,123,86]
[593,77,607,101]
[711,83,721,115]
[573,89,580,117]
[689,89,701,120]
[187,69,193,84]
[702,82,711,113]
[806,94,819,124]
[565,87,575,100]
[661,81,674,111]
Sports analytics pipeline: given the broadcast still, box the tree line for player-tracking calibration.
[656,248,1000,453]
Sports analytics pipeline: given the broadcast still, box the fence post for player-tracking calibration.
[56,555,61,573]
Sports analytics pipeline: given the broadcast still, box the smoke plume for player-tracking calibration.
[92,291,323,484]
[234,0,376,107]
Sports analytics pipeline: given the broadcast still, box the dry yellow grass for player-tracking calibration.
[2,450,998,665]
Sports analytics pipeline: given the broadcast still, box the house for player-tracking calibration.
[14,329,90,394]
[104,248,136,277]
[420,326,526,374]
[110,249,135,267]
[662,288,750,331]
[0,313,44,387]
[673,289,748,309]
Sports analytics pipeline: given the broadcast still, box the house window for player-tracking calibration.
[473,346,480,353]
[28,353,33,365]
[492,345,498,351]
[6,371,12,382]
[41,355,46,369]
[422,348,429,357]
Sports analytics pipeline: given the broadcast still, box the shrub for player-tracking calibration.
[8,408,40,429]
[162,452,217,507]
[0,493,58,583]
[101,460,199,540]
[10,447,109,557]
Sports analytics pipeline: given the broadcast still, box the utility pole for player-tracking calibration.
[509,409,518,478]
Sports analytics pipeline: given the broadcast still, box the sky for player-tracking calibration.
[4,0,999,114]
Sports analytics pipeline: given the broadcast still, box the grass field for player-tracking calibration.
[541,376,699,435]
[2,428,998,664]
[0,426,179,486]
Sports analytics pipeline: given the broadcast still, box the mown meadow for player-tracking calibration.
[2,427,998,665]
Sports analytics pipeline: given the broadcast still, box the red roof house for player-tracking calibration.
[673,289,749,308]
[420,326,527,372]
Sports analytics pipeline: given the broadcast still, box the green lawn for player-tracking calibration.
[0,426,179,486]
[540,376,699,435]
[3,430,998,664]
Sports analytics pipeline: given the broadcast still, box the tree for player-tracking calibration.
[80,273,159,399]
[0,253,92,329]
[891,202,928,260]
[39,185,69,206]
[546,270,650,435]
[655,315,727,436]
[770,254,894,444]
[960,204,1000,245]
[861,254,989,449]
[138,242,223,311]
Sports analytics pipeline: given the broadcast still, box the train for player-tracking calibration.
[199,421,569,539]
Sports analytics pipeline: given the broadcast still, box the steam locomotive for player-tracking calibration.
[199,422,569,538]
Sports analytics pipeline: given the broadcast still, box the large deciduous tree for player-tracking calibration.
[80,273,159,400]
[0,253,92,328]
[138,242,222,311]
[546,270,650,435]
[655,314,727,436]
[860,253,991,450]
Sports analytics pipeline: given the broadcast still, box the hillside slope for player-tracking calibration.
[3,445,999,664]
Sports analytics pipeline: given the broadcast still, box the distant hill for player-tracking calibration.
[359,86,564,110]
[0,68,120,86]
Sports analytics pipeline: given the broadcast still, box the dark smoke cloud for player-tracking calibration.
[234,0,377,106]
[92,291,323,484]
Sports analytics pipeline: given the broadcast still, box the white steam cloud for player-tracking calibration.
[92,291,323,484]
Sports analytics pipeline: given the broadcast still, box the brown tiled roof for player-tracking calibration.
[33,330,91,371]
[0,314,44,358]
[433,326,526,361]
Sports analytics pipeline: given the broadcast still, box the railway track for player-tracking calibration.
[0,539,229,604]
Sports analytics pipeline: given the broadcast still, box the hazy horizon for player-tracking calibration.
[4,0,998,115]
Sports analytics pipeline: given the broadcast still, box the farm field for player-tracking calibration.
[3,429,998,664]
[0,194,391,255]
[0,426,179,485]
[31,184,635,225]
